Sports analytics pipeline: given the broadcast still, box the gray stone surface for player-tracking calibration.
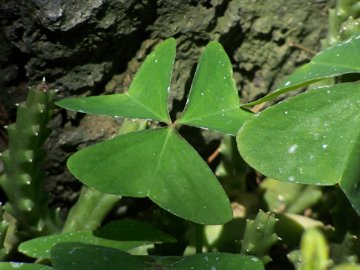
[0,0,334,208]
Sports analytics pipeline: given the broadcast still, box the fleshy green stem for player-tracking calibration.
[195,224,203,254]
[0,82,60,238]
[327,0,360,46]
[62,187,119,232]
[0,204,9,260]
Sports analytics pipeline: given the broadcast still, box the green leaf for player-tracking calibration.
[20,219,175,259]
[19,231,135,258]
[299,229,329,270]
[177,41,251,135]
[0,263,53,270]
[51,243,144,270]
[170,253,264,269]
[51,243,264,270]
[333,264,360,270]
[56,38,175,124]
[68,127,232,224]
[237,82,360,214]
[94,219,176,243]
[19,227,170,259]
[244,33,360,106]
[275,213,324,247]
[260,178,322,214]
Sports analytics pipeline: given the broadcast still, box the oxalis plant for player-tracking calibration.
[2,30,360,269]
[56,38,251,225]
[237,33,360,217]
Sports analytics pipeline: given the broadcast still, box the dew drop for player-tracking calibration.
[288,144,298,154]
[10,262,23,268]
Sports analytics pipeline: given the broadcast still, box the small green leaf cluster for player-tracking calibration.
[241,210,280,264]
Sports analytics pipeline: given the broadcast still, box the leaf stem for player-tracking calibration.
[195,223,203,254]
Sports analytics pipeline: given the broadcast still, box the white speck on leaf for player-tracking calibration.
[285,81,291,86]
[288,176,295,182]
[10,262,23,268]
[322,144,328,149]
[288,144,298,154]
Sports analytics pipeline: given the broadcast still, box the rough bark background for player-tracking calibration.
[0,0,334,209]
